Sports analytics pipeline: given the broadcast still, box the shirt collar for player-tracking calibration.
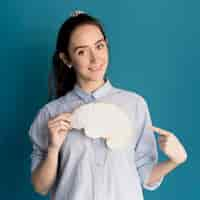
[73,77,113,102]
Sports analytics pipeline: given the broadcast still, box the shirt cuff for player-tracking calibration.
[143,176,164,191]
[30,146,47,172]
[142,163,164,191]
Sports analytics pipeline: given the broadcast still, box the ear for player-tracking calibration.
[59,52,72,66]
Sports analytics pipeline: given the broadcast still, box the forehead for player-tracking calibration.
[69,24,104,47]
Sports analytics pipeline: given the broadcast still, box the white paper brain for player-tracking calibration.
[71,102,136,150]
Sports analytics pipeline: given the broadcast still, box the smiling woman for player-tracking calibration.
[28,10,187,200]
[48,12,109,99]
[65,24,108,85]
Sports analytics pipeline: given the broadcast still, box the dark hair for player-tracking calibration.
[48,12,108,101]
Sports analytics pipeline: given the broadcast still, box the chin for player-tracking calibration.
[88,72,106,80]
[89,77,105,82]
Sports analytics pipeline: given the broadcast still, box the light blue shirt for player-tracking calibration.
[28,78,164,200]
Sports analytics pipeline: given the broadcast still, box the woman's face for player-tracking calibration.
[67,24,109,83]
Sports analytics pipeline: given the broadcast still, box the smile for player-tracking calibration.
[88,64,103,71]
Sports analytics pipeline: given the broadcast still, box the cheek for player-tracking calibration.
[73,57,90,70]
[69,51,90,69]
[105,52,109,62]
[103,48,109,61]
[97,48,108,63]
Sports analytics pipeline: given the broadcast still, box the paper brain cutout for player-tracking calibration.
[71,102,136,150]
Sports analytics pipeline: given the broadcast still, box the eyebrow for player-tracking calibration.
[73,38,105,53]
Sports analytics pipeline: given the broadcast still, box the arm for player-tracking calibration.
[145,126,187,186]
[31,147,59,195]
[145,159,178,186]
[29,106,72,195]
[134,96,164,191]
[28,107,58,196]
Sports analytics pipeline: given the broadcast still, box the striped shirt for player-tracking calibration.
[28,78,164,200]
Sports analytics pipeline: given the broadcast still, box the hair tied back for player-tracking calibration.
[70,10,87,17]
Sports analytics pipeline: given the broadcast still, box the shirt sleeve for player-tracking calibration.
[134,96,164,191]
[28,106,50,173]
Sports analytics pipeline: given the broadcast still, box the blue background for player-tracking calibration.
[0,0,198,199]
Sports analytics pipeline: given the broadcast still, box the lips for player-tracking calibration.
[88,64,103,71]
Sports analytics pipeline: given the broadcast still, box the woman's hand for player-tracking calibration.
[47,112,73,151]
[150,126,188,165]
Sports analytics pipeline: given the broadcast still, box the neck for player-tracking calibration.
[77,78,106,94]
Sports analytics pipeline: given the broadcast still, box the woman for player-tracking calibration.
[28,10,187,200]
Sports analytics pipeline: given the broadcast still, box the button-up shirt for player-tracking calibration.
[28,78,164,200]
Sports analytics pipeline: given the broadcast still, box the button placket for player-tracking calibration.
[83,95,107,200]
[92,139,107,200]
[93,139,108,166]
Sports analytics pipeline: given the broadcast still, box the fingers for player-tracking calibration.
[149,125,171,136]
[148,126,170,150]
[48,113,73,134]
[48,118,71,128]
[158,140,166,150]
[48,120,71,129]
[157,135,167,148]
[49,112,72,125]
[158,135,167,142]
[49,122,72,135]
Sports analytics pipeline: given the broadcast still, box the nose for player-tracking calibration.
[89,49,98,63]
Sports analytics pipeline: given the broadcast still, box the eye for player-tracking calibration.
[97,43,105,50]
[77,50,85,56]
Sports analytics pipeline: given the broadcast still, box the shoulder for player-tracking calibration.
[113,86,148,106]
[30,90,75,123]
[29,91,76,132]
[43,90,77,115]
